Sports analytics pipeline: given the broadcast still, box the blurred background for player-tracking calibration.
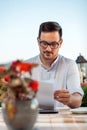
[0,0,87,106]
[0,0,87,63]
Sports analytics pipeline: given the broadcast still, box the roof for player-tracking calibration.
[76,55,87,63]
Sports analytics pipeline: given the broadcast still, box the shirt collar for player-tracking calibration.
[38,54,60,70]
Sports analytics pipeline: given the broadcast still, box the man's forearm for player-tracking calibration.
[67,93,83,108]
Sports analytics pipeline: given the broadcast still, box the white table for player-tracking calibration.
[0,107,87,130]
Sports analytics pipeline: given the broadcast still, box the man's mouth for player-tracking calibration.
[44,51,52,55]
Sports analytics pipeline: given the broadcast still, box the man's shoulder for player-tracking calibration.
[58,55,78,74]
[26,55,39,63]
[59,55,76,65]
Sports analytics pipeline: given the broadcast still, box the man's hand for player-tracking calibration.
[54,89,82,108]
[54,89,71,105]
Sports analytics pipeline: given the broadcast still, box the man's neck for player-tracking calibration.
[40,55,58,69]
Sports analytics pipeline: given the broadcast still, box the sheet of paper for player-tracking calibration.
[37,80,55,110]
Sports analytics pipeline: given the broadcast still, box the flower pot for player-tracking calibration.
[2,98,38,130]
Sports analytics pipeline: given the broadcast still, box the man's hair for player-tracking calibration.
[38,21,62,38]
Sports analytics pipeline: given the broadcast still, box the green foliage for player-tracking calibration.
[81,86,87,107]
[0,86,7,107]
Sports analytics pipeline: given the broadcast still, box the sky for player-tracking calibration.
[0,0,87,63]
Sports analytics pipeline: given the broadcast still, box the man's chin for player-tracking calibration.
[44,55,52,60]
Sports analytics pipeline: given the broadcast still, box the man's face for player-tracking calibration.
[37,31,62,61]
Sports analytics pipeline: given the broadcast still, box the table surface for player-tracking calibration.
[0,107,87,130]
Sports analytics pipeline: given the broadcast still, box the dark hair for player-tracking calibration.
[38,21,62,38]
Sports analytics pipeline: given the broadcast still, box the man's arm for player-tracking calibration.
[67,92,82,108]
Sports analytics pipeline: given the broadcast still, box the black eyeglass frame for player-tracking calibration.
[38,39,60,49]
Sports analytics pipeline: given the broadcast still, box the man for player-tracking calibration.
[27,21,84,108]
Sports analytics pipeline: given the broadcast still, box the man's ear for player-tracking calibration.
[37,37,39,43]
[59,39,63,47]
[37,37,39,44]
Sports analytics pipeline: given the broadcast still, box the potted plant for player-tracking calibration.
[81,82,87,107]
[0,60,39,130]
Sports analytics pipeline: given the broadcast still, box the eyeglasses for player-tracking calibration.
[38,39,60,49]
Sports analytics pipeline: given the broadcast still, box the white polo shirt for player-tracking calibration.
[27,54,84,107]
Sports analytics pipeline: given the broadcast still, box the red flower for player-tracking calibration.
[29,81,39,91]
[4,75,10,82]
[81,82,87,86]
[11,60,38,74]
[0,60,39,102]
[0,67,5,72]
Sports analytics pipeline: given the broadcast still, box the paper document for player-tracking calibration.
[37,80,54,110]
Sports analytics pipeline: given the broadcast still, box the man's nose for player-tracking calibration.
[45,45,52,51]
